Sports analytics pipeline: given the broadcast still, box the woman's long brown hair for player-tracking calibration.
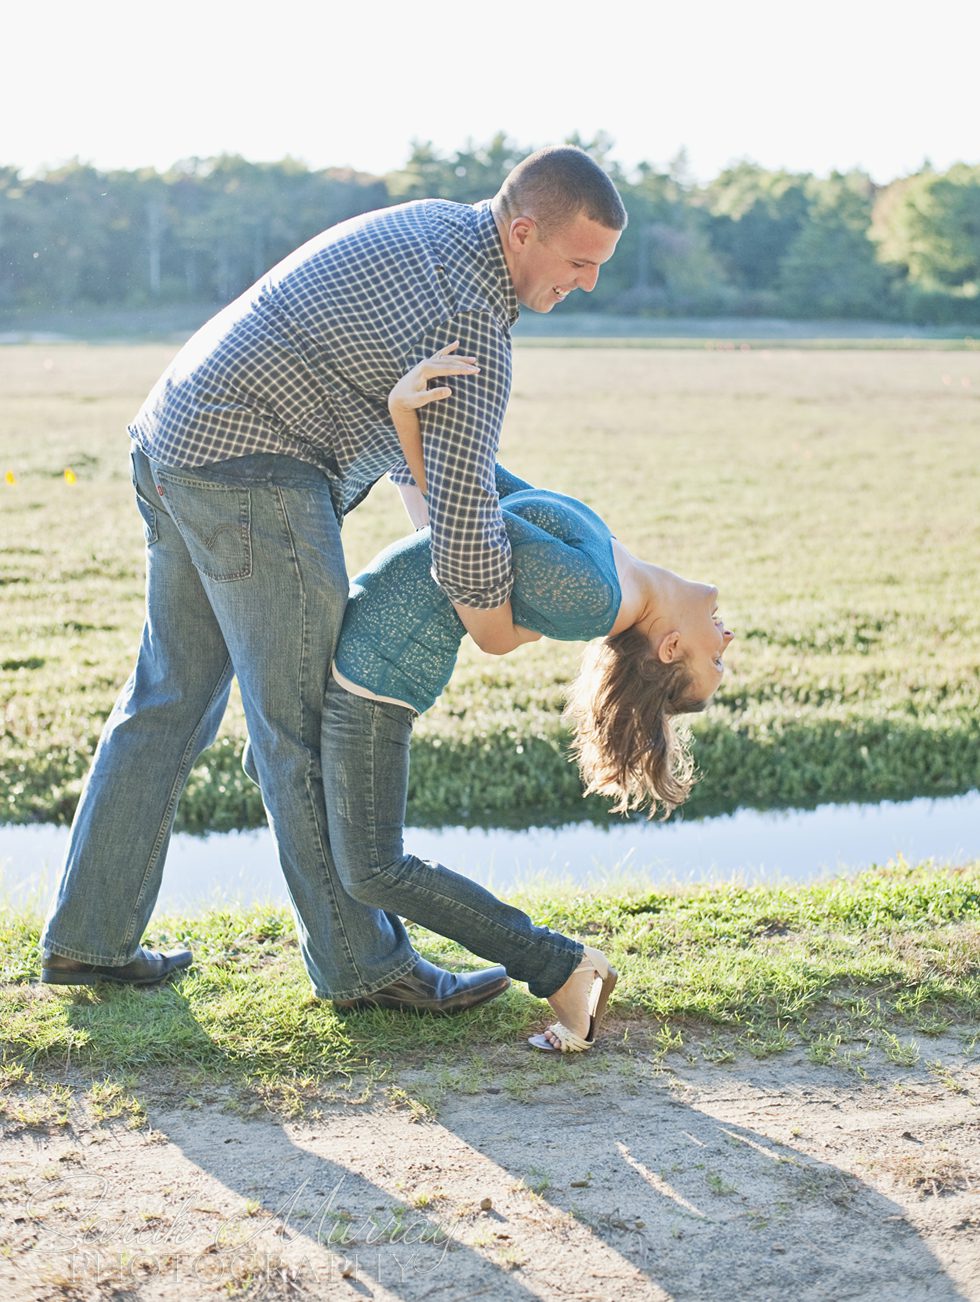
[564,626,707,819]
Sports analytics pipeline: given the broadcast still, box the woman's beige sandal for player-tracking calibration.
[528,946,617,1053]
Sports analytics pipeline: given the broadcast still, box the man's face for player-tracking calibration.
[505,211,622,313]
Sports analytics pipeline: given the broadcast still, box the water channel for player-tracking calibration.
[1,791,976,915]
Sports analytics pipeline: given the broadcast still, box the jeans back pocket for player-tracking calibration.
[154,470,252,582]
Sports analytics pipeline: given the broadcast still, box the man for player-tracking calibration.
[41,147,626,1010]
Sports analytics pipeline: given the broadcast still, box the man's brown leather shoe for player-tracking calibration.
[41,946,192,987]
[334,958,510,1014]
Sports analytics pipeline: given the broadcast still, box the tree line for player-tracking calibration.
[1,134,977,323]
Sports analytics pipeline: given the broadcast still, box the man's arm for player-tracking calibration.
[453,455,541,654]
[413,316,515,609]
[450,599,542,654]
[395,466,540,651]
[388,343,540,654]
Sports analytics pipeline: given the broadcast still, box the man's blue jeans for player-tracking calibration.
[321,677,582,998]
[41,446,418,999]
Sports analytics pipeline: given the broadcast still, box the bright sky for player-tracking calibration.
[6,0,978,185]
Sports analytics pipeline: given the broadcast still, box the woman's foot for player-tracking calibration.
[529,946,617,1053]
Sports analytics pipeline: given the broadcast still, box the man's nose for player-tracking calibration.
[577,265,600,292]
[723,629,735,646]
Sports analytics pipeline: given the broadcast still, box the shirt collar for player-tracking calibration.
[473,201,520,325]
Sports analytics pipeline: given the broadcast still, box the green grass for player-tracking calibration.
[1,863,977,1111]
[1,343,978,828]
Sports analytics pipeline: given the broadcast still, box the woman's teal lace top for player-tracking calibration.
[334,467,621,714]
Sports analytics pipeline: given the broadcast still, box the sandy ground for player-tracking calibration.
[1,1033,977,1302]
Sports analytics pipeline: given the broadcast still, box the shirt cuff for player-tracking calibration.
[429,565,514,610]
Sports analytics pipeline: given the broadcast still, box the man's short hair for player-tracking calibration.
[494,146,627,236]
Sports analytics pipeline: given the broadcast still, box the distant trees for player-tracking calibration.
[778,173,892,318]
[388,133,530,205]
[706,164,809,287]
[0,155,387,312]
[608,156,729,314]
[0,141,977,323]
[869,164,980,320]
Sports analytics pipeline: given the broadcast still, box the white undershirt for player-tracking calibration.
[330,662,415,712]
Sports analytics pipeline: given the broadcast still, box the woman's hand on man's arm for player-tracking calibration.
[388,342,479,495]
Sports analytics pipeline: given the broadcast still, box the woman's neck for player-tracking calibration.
[609,541,671,637]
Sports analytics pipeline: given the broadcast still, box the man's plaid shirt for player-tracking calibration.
[130,200,520,608]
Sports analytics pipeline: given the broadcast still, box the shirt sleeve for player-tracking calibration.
[416,312,514,609]
[387,455,416,487]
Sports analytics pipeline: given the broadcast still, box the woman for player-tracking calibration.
[323,347,734,1052]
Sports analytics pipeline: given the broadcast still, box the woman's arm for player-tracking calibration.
[395,481,430,529]
[450,600,543,653]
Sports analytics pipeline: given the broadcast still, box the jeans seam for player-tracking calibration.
[367,703,382,890]
[275,483,365,989]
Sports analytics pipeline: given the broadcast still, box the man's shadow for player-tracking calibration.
[415,1042,972,1301]
[24,978,543,1299]
[26,980,971,1301]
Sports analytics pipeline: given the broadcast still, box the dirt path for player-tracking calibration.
[2,1036,977,1301]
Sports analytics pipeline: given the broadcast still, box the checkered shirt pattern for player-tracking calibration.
[130,200,520,608]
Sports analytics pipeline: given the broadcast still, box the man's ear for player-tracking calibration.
[657,631,681,664]
[507,216,536,251]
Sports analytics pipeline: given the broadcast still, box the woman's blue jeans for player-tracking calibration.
[41,446,418,999]
[321,677,583,998]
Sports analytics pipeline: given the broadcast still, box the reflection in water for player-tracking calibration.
[1,791,976,915]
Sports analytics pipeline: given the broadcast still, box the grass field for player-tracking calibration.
[1,341,978,829]
[2,863,978,1095]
